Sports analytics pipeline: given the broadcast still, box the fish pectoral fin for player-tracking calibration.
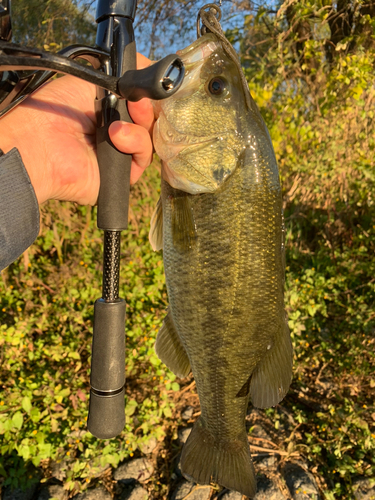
[154,311,191,378]
[149,197,163,251]
[171,193,197,251]
[181,418,256,499]
[250,319,293,408]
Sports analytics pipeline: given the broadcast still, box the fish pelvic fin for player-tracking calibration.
[250,318,293,408]
[154,311,191,378]
[181,418,256,498]
[149,197,163,251]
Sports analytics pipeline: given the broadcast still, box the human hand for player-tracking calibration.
[0,54,154,205]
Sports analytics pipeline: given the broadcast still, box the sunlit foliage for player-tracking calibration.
[1,1,375,498]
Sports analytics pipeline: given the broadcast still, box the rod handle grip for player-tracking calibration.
[87,298,126,439]
[95,96,132,231]
[87,388,125,439]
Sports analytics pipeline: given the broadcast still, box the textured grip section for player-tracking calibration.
[87,388,125,439]
[96,96,132,231]
[90,298,126,391]
[103,230,121,301]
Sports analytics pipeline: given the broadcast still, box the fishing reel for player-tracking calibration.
[0,0,185,439]
[0,0,184,116]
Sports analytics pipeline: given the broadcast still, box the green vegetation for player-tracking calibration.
[1,0,375,498]
[0,167,180,495]
[240,1,375,497]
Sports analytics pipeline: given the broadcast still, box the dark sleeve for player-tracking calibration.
[0,148,40,271]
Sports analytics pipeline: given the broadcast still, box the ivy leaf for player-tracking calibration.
[21,396,32,414]
[12,412,23,430]
[30,408,40,423]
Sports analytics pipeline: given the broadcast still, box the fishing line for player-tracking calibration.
[197,3,252,110]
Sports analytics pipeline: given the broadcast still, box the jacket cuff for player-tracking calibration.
[0,148,40,271]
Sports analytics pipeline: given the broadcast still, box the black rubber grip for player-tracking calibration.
[95,96,132,231]
[117,54,184,101]
[87,388,125,439]
[90,298,126,391]
[87,298,126,438]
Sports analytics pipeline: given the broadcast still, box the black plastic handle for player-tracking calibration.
[88,299,126,439]
[118,54,185,101]
[0,41,185,102]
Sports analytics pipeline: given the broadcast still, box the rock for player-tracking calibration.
[2,474,41,500]
[353,478,375,500]
[139,437,158,455]
[72,487,112,500]
[254,474,286,500]
[219,490,243,499]
[248,424,272,441]
[181,407,194,421]
[171,480,211,500]
[2,484,38,500]
[171,479,193,500]
[178,427,192,445]
[37,484,66,500]
[254,455,277,470]
[283,463,320,500]
[114,458,154,484]
[120,485,149,500]
[174,454,183,477]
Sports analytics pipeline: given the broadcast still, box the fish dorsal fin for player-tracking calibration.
[170,194,197,251]
[149,197,163,251]
[154,311,191,378]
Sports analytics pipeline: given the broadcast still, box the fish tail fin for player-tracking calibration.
[181,417,256,498]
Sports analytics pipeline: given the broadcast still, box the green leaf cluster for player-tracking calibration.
[11,0,96,50]
[238,1,375,497]
[0,163,178,494]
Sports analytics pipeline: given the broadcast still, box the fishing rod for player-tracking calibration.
[0,0,185,439]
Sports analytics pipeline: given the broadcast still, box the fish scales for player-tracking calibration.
[150,31,293,498]
[163,152,283,431]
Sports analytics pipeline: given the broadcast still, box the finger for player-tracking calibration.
[130,54,155,132]
[128,98,155,134]
[108,121,153,184]
[137,53,152,69]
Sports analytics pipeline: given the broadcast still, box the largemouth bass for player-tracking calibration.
[149,9,293,498]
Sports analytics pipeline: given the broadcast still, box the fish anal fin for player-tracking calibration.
[149,197,163,251]
[250,320,293,408]
[170,193,197,251]
[154,311,191,378]
[181,417,256,498]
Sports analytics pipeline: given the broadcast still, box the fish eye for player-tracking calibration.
[208,77,226,95]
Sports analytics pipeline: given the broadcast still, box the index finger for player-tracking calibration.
[137,53,152,69]
[128,53,155,133]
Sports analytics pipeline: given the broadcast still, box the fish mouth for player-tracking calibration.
[158,113,228,149]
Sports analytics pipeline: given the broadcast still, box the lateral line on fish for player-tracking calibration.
[199,9,252,111]
[212,168,243,441]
